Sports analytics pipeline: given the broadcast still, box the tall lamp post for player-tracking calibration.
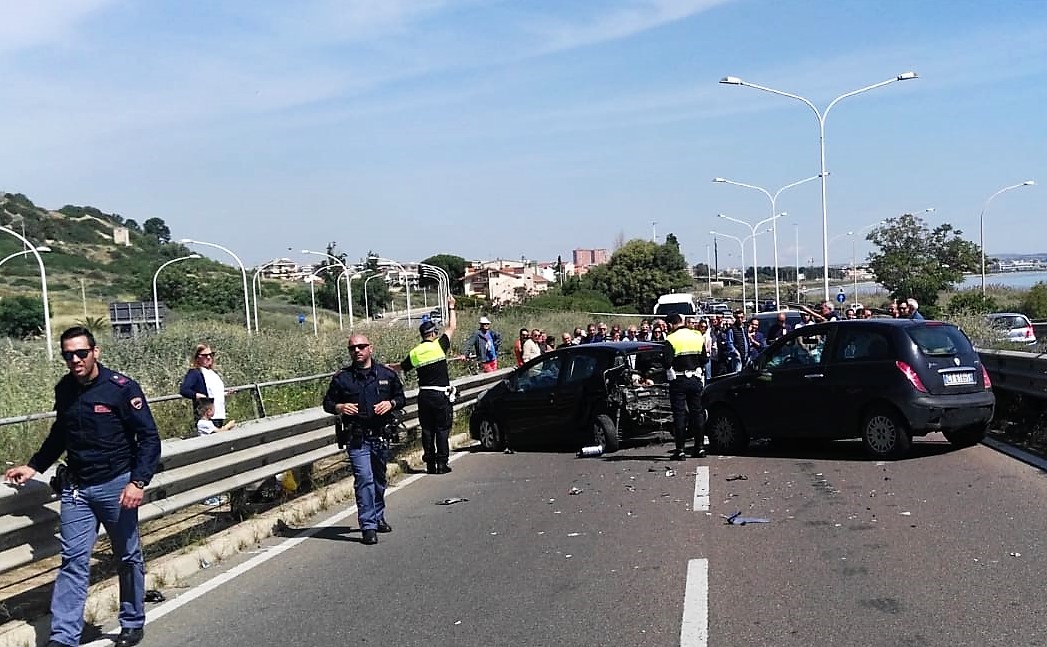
[794,224,801,302]
[346,271,366,330]
[370,256,412,324]
[301,249,352,324]
[710,228,772,314]
[312,265,343,330]
[980,181,1035,294]
[363,272,385,321]
[251,258,286,332]
[719,71,918,302]
[0,246,50,268]
[0,226,53,359]
[152,254,201,329]
[180,238,252,333]
[717,212,784,309]
[713,174,820,306]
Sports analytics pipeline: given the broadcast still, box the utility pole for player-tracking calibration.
[714,237,719,277]
[651,220,657,243]
[80,279,88,318]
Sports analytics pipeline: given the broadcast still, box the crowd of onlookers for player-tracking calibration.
[462,295,928,375]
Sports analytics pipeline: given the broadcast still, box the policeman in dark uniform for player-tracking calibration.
[665,313,708,460]
[323,333,405,545]
[395,296,457,474]
[4,327,161,647]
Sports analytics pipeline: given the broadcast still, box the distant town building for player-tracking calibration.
[112,226,131,246]
[462,259,552,306]
[572,248,609,275]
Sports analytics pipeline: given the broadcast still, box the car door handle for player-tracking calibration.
[804,374,825,379]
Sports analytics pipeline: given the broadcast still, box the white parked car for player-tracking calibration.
[986,312,1036,345]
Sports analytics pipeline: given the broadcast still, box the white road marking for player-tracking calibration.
[693,466,709,512]
[83,453,466,647]
[680,558,709,646]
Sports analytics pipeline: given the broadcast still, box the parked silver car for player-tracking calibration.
[986,312,1036,345]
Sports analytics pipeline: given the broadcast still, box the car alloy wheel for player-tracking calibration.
[861,407,911,459]
[478,417,502,451]
[707,409,747,454]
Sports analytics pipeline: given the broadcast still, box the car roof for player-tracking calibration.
[986,312,1028,318]
[578,341,666,351]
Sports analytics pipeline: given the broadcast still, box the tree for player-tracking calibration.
[142,217,171,244]
[947,291,999,315]
[867,214,981,314]
[124,219,141,232]
[0,296,45,339]
[419,254,467,295]
[584,238,692,312]
[1020,282,1047,320]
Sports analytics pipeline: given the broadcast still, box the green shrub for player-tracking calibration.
[1020,282,1047,320]
[947,290,999,315]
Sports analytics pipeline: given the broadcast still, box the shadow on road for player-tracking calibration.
[739,438,957,462]
[305,526,364,543]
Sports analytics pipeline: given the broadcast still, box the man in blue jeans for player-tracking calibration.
[323,333,406,545]
[5,327,161,647]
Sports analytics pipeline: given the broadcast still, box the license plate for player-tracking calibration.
[943,372,976,386]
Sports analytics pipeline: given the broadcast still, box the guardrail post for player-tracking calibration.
[251,384,267,418]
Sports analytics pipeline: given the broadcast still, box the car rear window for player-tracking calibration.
[988,315,1029,329]
[906,324,973,357]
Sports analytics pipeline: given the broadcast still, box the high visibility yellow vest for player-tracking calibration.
[667,328,705,356]
[409,339,447,368]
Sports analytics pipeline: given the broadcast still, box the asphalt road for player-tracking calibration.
[91,435,1047,647]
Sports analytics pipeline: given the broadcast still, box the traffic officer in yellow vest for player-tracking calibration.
[665,312,708,460]
[397,296,457,474]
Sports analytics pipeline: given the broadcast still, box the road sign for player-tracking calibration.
[835,292,847,304]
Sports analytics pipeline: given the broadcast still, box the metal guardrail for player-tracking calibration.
[0,369,509,575]
[979,348,1047,399]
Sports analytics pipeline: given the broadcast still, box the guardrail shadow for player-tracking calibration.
[741,438,957,462]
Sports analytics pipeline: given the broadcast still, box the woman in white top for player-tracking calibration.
[179,343,230,427]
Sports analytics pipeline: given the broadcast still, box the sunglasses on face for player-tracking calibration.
[348,343,371,351]
[197,352,215,358]
[62,349,92,361]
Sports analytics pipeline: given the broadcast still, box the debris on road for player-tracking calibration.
[664,467,676,478]
[547,498,556,504]
[577,445,604,457]
[454,620,462,626]
[144,590,166,603]
[722,511,771,526]
[437,497,469,505]
[725,474,748,481]
[503,448,515,455]
[1009,552,1022,558]
[199,559,211,569]
[565,554,573,559]
[567,532,582,537]
[899,511,912,516]
[568,486,584,495]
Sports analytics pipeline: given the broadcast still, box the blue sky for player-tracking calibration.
[1,0,1046,269]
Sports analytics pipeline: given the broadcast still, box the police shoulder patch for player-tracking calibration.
[130,396,144,410]
[110,373,129,387]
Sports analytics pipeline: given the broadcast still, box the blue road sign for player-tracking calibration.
[835,292,846,304]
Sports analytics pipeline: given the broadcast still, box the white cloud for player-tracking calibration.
[0,0,115,52]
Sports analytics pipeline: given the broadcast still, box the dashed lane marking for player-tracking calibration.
[680,558,709,646]
[693,465,709,512]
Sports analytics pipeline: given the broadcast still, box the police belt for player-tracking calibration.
[667,368,703,380]
[419,385,458,403]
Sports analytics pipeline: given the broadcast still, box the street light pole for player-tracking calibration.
[979,181,1035,294]
[0,226,53,359]
[363,273,384,321]
[0,246,50,268]
[251,258,286,332]
[301,249,353,325]
[307,276,319,336]
[180,238,252,333]
[347,271,366,330]
[706,244,712,297]
[718,213,783,310]
[719,71,918,302]
[711,230,746,313]
[794,224,800,302]
[712,174,820,305]
[371,256,412,324]
[152,254,201,329]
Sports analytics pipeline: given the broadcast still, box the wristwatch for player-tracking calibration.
[130,480,147,489]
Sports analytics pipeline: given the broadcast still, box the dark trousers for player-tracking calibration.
[418,391,453,465]
[668,376,704,452]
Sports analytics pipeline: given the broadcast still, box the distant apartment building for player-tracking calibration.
[462,259,551,306]
[258,258,313,281]
[572,248,609,275]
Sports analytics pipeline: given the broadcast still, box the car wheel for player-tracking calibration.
[860,406,911,459]
[706,408,748,454]
[942,425,987,448]
[472,412,503,451]
[593,414,620,453]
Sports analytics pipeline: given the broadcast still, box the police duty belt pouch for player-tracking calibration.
[49,463,70,495]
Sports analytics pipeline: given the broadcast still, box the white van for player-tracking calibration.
[653,293,698,318]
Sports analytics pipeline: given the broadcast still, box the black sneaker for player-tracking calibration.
[425,462,437,474]
[376,520,392,533]
[436,463,452,474]
[669,450,686,461]
[691,447,707,458]
[361,529,378,545]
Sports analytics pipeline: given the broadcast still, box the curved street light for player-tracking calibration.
[717,212,784,308]
[710,228,772,314]
[346,270,366,330]
[301,249,352,328]
[980,181,1035,294]
[0,246,51,268]
[312,265,344,330]
[713,174,821,305]
[370,256,412,324]
[363,272,386,321]
[0,226,53,359]
[180,238,252,333]
[152,254,202,329]
[418,263,450,322]
[719,71,918,302]
[251,258,288,332]
[304,275,321,336]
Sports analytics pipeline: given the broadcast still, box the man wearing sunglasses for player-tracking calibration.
[5,327,160,647]
[323,334,405,546]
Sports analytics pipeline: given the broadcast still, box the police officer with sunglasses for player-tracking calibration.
[4,327,161,647]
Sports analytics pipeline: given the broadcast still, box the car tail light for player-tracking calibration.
[895,361,928,393]
[982,365,992,389]
[1024,325,1035,340]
